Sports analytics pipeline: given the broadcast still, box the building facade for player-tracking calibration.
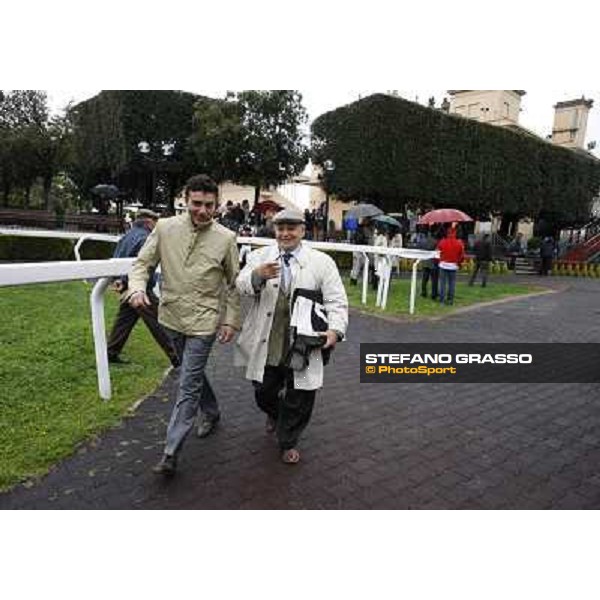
[551,97,594,150]
[447,90,526,127]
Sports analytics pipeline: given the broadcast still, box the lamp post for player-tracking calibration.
[323,159,335,241]
[137,140,175,208]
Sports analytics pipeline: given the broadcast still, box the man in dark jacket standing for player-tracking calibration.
[539,237,555,276]
[418,229,439,299]
[469,234,493,287]
[107,209,179,367]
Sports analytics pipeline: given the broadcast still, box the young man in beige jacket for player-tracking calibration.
[128,174,241,475]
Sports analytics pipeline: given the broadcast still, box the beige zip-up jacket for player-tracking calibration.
[128,213,241,336]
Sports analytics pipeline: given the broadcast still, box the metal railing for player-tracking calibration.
[1,228,437,400]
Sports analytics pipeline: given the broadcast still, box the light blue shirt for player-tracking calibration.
[279,244,302,292]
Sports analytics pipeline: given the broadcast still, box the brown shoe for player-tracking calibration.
[282,448,301,464]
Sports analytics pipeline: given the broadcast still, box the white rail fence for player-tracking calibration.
[0,227,437,400]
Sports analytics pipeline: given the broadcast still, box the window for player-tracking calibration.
[468,103,480,117]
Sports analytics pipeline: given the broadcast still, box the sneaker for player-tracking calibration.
[152,454,177,476]
[196,414,220,438]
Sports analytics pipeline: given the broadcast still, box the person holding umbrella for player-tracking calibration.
[418,209,472,306]
[437,224,465,306]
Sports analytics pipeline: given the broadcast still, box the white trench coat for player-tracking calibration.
[235,243,348,390]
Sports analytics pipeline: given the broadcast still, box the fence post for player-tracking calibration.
[381,256,393,310]
[362,253,369,305]
[74,235,92,261]
[90,277,112,400]
[410,260,422,315]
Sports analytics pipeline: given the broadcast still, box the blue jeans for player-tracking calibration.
[439,268,457,304]
[164,330,218,457]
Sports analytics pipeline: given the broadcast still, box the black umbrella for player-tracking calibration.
[372,215,402,228]
[91,184,120,199]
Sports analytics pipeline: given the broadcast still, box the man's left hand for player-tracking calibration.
[217,325,236,344]
[320,330,339,349]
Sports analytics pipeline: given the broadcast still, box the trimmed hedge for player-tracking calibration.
[312,94,600,227]
[0,236,116,262]
[324,250,353,271]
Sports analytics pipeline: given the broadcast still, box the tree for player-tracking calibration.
[0,90,48,129]
[0,90,52,207]
[69,91,203,211]
[36,112,76,210]
[192,90,309,204]
[191,93,244,183]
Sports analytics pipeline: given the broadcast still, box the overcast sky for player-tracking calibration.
[47,88,600,156]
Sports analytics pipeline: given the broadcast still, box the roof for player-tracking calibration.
[554,97,594,110]
[447,90,526,97]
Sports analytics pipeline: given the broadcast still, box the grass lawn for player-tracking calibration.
[0,282,170,491]
[345,275,544,318]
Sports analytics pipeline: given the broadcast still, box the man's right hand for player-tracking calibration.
[129,291,151,308]
[254,261,281,280]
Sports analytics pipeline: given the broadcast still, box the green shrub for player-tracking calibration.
[79,240,116,260]
[324,250,353,270]
[0,236,116,262]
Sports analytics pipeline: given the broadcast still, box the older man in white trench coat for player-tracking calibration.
[235,209,348,464]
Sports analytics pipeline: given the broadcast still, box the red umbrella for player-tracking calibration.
[418,208,473,225]
[256,200,282,214]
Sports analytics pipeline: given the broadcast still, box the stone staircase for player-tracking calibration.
[514,257,537,275]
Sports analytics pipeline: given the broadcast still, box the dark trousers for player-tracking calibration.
[540,258,553,276]
[253,366,316,450]
[469,260,489,287]
[421,266,439,298]
[107,293,179,367]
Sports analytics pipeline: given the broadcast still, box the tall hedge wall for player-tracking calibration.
[69,91,205,203]
[311,94,600,226]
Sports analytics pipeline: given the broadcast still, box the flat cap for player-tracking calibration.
[137,208,160,219]
[272,209,305,225]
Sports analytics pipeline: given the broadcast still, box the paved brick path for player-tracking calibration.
[2,276,600,509]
